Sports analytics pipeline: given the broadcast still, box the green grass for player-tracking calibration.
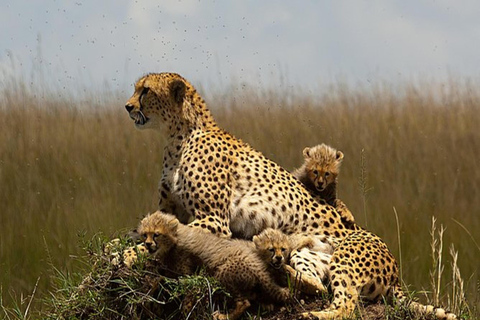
[0,74,479,318]
[21,233,229,320]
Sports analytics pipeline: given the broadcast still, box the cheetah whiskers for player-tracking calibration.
[136,109,147,126]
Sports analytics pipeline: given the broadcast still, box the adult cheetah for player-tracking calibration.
[125,72,456,320]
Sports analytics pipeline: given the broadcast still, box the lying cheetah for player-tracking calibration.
[293,143,355,226]
[253,228,316,272]
[253,228,332,294]
[138,211,291,320]
[125,73,456,320]
[136,210,201,277]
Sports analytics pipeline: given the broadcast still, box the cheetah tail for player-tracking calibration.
[393,284,458,320]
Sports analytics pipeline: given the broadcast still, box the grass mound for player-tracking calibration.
[33,233,470,320]
[42,234,232,320]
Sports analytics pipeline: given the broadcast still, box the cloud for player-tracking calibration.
[1,0,480,93]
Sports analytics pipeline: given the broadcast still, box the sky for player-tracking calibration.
[1,0,480,95]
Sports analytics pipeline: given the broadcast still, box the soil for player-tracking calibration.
[260,295,388,320]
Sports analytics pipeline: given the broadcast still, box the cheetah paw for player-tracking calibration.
[123,244,148,268]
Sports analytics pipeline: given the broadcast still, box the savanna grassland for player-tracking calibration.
[0,74,479,318]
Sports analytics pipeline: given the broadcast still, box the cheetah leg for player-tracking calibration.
[260,274,291,302]
[301,286,359,319]
[212,298,250,320]
[188,216,232,238]
[285,265,327,295]
[122,243,148,268]
[393,284,457,320]
[333,199,355,226]
[289,248,330,295]
[188,207,233,238]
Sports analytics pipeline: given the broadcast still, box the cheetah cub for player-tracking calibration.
[137,211,201,277]
[253,228,333,294]
[293,143,355,225]
[138,211,291,320]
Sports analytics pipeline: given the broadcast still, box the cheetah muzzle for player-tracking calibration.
[125,86,150,126]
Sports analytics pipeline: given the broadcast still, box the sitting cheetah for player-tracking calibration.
[293,143,355,226]
[125,73,456,320]
[138,211,291,320]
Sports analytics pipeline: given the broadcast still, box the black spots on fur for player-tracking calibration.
[207,225,216,234]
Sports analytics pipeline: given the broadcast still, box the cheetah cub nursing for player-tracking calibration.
[138,211,291,320]
[293,143,355,225]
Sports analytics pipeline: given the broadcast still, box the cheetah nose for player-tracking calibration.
[275,256,282,261]
[125,104,134,113]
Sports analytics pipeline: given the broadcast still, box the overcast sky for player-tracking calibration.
[1,0,480,94]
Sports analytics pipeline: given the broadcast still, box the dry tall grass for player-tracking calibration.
[1,75,479,316]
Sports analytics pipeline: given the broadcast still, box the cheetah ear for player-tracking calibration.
[128,229,142,243]
[170,79,186,104]
[302,147,311,159]
[336,151,344,162]
[167,217,179,231]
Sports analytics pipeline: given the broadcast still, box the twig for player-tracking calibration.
[451,218,480,253]
[393,207,403,284]
[24,277,40,319]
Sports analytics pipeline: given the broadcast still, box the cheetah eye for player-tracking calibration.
[141,234,147,239]
[154,232,160,237]
[312,170,319,177]
[281,248,286,252]
[269,248,275,253]
[325,172,330,177]
[140,87,150,102]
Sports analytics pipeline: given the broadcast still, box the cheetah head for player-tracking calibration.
[125,73,188,131]
[303,145,344,192]
[137,211,179,258]
[253,228,290,270]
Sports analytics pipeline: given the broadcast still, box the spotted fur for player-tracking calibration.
[125,73,456,320]
[253,228,332,294]
[293,143,355,226]
[138,211,291,320]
